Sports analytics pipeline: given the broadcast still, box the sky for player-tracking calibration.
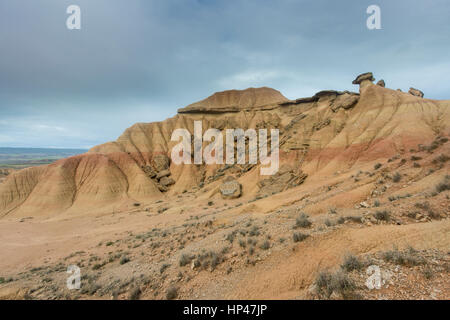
[1,0,449,148]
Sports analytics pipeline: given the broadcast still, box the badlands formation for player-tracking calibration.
[0,73,448,300]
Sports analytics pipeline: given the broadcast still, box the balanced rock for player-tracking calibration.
[352,72,375,92]
[219,176,242,199]
[352,72,375,84]
[409,87,424,98]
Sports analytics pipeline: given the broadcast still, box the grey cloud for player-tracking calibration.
[0,0,449,147]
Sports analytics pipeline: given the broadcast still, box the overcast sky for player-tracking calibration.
[1,0,449,148]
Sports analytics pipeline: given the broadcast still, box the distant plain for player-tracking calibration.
[0,148,87,169]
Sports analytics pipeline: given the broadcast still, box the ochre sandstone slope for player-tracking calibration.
[0,75,448,218]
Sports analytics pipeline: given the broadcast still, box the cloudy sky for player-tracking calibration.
[1,0,449,148]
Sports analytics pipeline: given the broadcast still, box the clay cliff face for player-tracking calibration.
[1,75,449,218]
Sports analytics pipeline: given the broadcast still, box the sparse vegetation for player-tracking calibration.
[166,286,178,300]
[179,253,192,267]
[415,201,440,219]
[160,263,171,274]
[0,277,13,284]
[435,175,450,193]
[374,163,382,170]
[345,216,363,224]
[294,213,312,228]
[393,172,402,183]
[423,266,434,280]
[374,210,390,221]
[328,207,337,214]
[341,254,363,272]
[293,232,308,243]
[260,240,270,250]
[314,270,356,299]
[226,231,237,243]
[129,286,141,300]
[119,257,130,265]
[248,226,260,237]
[92,263,103,270]
[432,154,449,164]
[382,247,424,266]
[324,219,336,227]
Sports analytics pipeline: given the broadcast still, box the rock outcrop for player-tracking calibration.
[352,72,375,92]
[409,87,424,98]
[178,87,288,113]
[219,176,242,199]
[0,169,11,184]
[257,165,307,197]
[330,92,359,112]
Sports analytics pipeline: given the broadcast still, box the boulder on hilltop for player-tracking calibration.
[409,87,424,98]
[352,72,375,84]
[352,72,375,92]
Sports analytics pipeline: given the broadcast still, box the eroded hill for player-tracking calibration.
[0,73,449,300]
[0,74,448,219]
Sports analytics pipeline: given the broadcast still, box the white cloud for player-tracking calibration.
[33,124,67,132]
[0,134,15,143]
[217,70,284,89]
